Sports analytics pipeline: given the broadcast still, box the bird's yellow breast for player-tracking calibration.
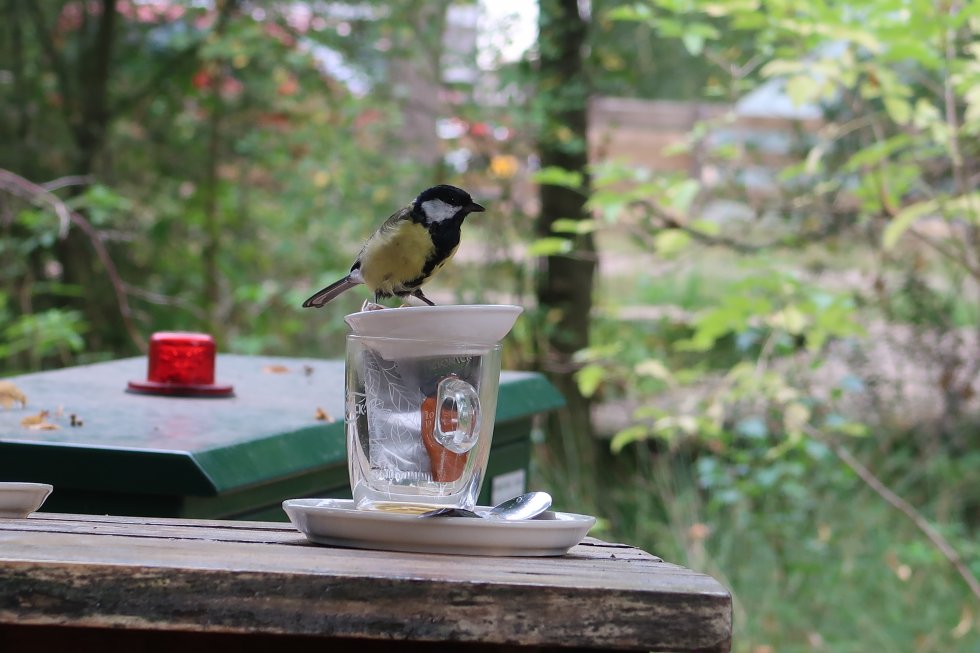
[360,221,436,294]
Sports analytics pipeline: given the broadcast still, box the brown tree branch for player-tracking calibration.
[41,175,96,192]
[905,226,980,281]
[805,425,980,601]
[629,198,846,253]
[0,169,146,352]
[0,169,73,237]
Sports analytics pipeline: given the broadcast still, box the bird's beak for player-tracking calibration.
[468,202,486,213]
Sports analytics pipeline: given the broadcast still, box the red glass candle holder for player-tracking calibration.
[127,332,234,397]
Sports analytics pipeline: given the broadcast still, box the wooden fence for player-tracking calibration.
[589,96,822,176]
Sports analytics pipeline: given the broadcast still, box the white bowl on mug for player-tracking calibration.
[344,305,523,346]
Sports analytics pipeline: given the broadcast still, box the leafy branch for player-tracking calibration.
[112,0,240,116]
[627,198,847,254]
[0,169,145,352]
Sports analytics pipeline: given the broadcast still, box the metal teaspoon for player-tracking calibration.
[418,491,553,521]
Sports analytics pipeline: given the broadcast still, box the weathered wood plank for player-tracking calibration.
[0,531,720,592]
[0,514,732,652]
[0,624,549,653]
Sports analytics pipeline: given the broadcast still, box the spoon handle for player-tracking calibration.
[417,507,482,519]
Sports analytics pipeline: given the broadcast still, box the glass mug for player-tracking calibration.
[345,334,502,513]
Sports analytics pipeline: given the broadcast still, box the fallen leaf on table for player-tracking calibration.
[27,421,59,431]
[22,410,59,431]
[20,410,49,427]
[314,407,335,422]
[0,381,27,409]
[262,364,290,374]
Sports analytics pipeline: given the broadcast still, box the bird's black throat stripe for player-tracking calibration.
[421,220,463,278]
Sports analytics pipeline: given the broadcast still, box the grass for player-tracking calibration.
[634,267,722,310]
[534,445,980,653]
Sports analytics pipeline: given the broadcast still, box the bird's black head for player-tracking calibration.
[413,184,485,226]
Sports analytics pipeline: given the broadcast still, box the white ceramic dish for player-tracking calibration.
[282,498,595,557]
[344,305,523,346]
[0,482,53,518]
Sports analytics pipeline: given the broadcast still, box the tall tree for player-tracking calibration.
[535,0,598,479]
[29,0,125,353]
[6,1,239,356]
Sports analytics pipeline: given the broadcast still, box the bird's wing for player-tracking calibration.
[378,204,414,234]
[354,205,412,260]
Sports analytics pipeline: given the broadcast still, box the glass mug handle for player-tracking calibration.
[433,376,482,454]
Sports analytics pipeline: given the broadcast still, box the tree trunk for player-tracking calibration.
[203,66,225,341]
[389,1,450,173]
[534,0,598,489]
[45,0,129,355]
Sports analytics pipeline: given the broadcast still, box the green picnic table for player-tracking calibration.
[0,355,563,520]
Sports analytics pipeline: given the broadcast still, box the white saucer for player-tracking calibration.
[282,498,595,557]
[0,482,53,518]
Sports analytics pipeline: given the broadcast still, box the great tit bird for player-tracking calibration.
[302,184,485,308]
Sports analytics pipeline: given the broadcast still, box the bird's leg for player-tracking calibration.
[413,289,436,306]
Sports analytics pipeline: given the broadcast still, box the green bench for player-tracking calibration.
[0,355,563,520]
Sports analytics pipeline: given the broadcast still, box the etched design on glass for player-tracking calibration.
[363,350,432,483]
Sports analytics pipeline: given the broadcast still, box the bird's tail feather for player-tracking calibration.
[302,276,361,308]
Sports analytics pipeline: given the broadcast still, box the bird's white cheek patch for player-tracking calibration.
[421,199,458,223]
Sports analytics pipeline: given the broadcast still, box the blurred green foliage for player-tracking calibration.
[2,1,980,650]
[0,1,481,371]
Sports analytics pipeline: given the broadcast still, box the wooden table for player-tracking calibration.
[0,513,732,652]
